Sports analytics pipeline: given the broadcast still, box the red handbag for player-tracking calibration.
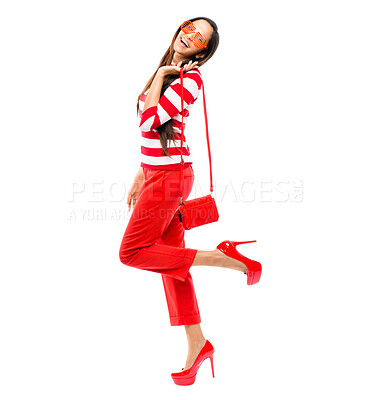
[178,66,219,230]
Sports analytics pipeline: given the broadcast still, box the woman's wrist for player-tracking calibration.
[156,68,166,79]
[134,167,144,181]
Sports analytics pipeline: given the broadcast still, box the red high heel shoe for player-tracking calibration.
[171,339,215,385]
[216,240,262,285]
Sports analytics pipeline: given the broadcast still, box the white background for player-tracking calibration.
[1,0,370,398]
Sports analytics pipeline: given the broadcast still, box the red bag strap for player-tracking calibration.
[179,66,214,205]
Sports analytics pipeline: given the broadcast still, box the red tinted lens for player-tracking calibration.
[181,20,195,34]
[193,32,207,48]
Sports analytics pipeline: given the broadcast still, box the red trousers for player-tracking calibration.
[119,165,201,326]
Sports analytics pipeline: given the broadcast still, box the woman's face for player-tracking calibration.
[173,19,213,59]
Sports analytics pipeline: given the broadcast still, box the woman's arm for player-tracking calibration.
[139,61,200,132]
[142,71,165,113]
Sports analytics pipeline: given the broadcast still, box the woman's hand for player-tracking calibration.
[127,179,144,212]
[157,60,199,78]
[127,168,145,212]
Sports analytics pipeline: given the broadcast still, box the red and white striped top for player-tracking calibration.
[138,64,203,170]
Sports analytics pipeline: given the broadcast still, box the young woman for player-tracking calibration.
[119,17,262,385]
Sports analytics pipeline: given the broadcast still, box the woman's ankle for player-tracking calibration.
[187,337,206,349]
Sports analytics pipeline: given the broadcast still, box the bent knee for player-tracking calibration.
[119,249,131,265]
[119,246,138,266]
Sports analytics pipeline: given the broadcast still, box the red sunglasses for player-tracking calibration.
[180,20,208,49]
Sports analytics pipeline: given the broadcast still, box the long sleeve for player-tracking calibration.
[139,71,202,132]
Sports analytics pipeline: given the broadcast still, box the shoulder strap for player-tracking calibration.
[179,66,214,204]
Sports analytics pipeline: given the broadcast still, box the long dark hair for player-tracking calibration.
[136,17,219,157]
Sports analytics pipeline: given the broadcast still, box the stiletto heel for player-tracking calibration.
[210,353,215,378]
[171,340,215,385]
[216,240,262,285]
